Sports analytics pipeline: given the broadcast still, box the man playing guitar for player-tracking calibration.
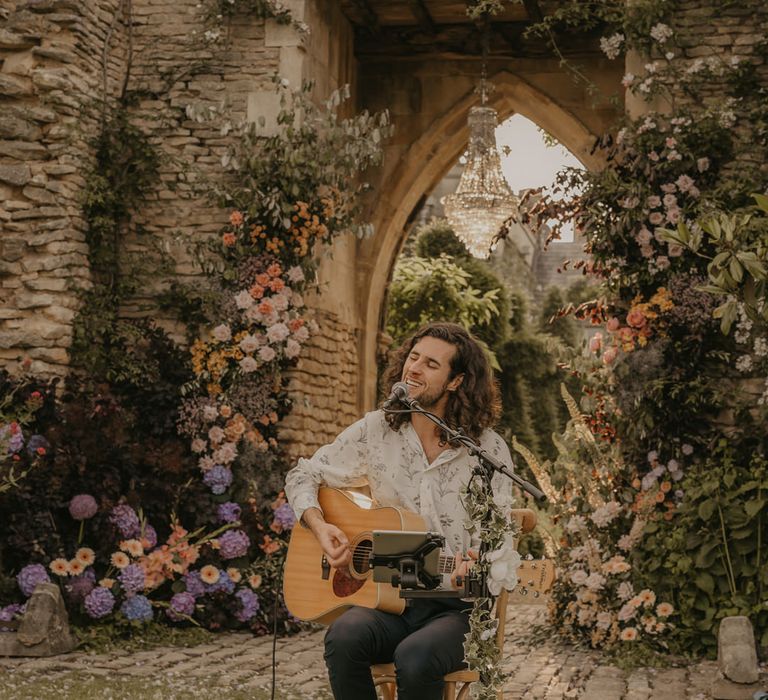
[285,322,514,700]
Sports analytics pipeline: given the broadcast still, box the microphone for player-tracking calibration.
[382,381,416,409]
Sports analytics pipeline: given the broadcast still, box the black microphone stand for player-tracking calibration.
[383,398,547,601]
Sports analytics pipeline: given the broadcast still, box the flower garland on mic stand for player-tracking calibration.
[461,468,518,699]
[384,399,544,699]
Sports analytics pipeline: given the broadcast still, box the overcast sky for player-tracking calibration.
[495,114,583,240]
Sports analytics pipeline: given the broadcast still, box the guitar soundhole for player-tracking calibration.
[350,538,373,577]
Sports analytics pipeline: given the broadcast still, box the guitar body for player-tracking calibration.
[283,488,426,624]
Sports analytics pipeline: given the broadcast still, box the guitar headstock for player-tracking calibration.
[508,558,555,604]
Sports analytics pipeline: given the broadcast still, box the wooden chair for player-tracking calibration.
[371,508,538,700]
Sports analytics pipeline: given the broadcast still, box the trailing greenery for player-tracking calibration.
[639,442,768,655]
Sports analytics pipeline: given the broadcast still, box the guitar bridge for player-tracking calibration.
[321,554,331,580]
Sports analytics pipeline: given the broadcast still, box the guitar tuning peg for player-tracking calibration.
[533,591,540,598]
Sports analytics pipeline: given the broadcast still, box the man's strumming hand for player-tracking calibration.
[302,507,351,569]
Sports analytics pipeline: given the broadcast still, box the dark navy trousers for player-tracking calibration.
[324,598,471,700]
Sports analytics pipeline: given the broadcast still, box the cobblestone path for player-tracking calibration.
[1,605,766,699]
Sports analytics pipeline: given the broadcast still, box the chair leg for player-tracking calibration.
[456,682,472,700]
[443,680,457,700]
[376,680,396,700]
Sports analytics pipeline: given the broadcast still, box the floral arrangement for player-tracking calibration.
[512,387,677,650]
[0,80,388,635]
[513,6,768,655]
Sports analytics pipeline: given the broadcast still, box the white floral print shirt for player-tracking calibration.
[285,410,515,556]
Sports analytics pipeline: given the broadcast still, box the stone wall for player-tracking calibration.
[0,0,127,376]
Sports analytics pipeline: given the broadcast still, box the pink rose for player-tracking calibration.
[589,332,603,353]
[603,346,618,365]
[606,317,620,332]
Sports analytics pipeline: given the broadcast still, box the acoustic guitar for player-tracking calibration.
[283,487,555,624]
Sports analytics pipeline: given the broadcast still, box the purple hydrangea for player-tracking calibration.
[183,570,206,598]
[273,503,296,531]
[0,603,24,631]
[118,564,146,595]
[166,591,196,622]
[65,568,96,604]
[7,426,24,453]
[203,465,232,495]
[234,588,260,622]
[84,587,115,619]
[217,502,242,523]
[110,504,140,538]
[69,494,98,521]
[17,564,50,597]
[218,529,250,560]
[121,594,153,622]
[141,524,158,549]
[206,570,235,595]
[26,434,49,457]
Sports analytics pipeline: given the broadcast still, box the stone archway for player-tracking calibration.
[353,68,617,409]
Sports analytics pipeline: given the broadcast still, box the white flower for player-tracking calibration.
[668,243,684,257]
[291,292,305,308]
[258,345,276,362]
[191,438,207,453]
[294,326,310,342]
[656,256,671,270]
[697,157,710,172]
[650,22,673,44]
[585,572,607,591]
[266,322,290,344]
[234,290,254,309]
[287,266,305,283]
[198,456,215,471]
[618,602,637,621]
[285,339,301,359]
[596,611,613,629]
[736,355,754,373]
[565,515,587,533]
[754,337,768,357]
[621,73,635,87]
[682,443,694,456]
[239,355,258,373]
[203,405,219,422]
[590,501,621,528]
[212,324,232,342]
[485,535,522,596]
[214,442,237,464]
[239,335,260,354]
[599,33,624,60]
[570,569,588,586]
[208,426,225,444]
[272,294,289,312]
[618,583,635,601]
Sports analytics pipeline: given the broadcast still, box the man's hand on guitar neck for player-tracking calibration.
[302,506,352,569]
[450,550,478,590]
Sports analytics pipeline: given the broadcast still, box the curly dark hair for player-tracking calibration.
[382,322,500,441]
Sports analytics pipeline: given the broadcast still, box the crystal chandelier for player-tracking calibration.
[441,13,518,261]
[441,101,519,259]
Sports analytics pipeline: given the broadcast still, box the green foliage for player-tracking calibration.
[637,443,768,655]
[414,220,470,259]
[658,194,768,334]
[386,255,502,357]
[208,80,391,249]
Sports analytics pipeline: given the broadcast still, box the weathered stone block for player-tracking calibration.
[31,46,76,63]
[22,185,56,203]
[0,583,76,657]
[718,616,759,683]
[31,68,71,91]
[0,73,33,97]
[0,28,38,50]
[711,671,763,700]
[0,238,27,261]
[0,140,48,160]
[0,163,32,186]
[0,115,43,141]
[265,19,304,48]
